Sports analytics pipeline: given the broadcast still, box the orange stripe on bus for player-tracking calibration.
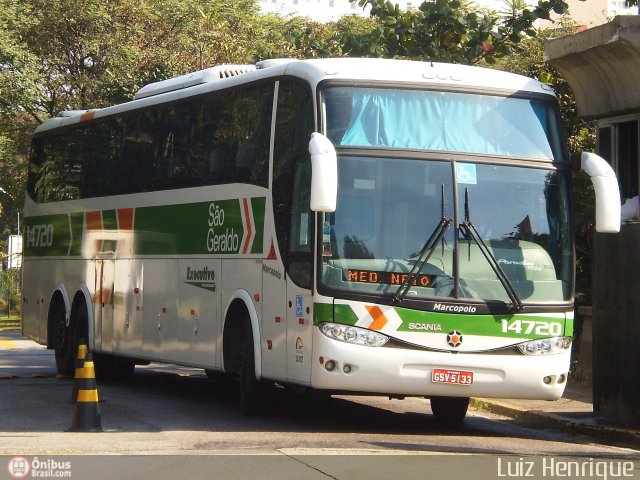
[366,305,388,330]
[117,208,134,231]
[80,111,96,122]
[242,198,253,254]
[85,211,102,230]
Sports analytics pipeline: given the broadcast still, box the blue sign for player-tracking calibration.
[295,295,304,317]
[456,163,477,185]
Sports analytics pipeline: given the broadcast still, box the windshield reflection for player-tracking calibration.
[320,156,572,304]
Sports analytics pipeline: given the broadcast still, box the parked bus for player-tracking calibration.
[22,58,620,420]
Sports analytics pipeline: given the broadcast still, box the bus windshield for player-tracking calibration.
[320,156,572,304]
[324,86,564,162]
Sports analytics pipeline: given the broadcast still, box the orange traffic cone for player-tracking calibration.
[68,352,103,432]
[70,338,88,403]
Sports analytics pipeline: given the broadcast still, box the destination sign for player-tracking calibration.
[345,269,435,287]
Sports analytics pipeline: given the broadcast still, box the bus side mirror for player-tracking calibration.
[581,152,621,233]
[309,132,337,212]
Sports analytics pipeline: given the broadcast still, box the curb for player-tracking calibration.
[471,398,640,449]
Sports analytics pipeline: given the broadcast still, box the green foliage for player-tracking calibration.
[353,0,569,64]
[0,268,21,316]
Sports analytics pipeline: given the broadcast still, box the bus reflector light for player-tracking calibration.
[517,337,571,356]
[320,323,388,347]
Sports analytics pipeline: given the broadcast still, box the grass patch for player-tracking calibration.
[0,316,21,330]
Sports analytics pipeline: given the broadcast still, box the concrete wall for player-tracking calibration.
[545,16,640,119]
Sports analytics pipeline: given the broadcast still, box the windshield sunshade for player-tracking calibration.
[324,87,563,161]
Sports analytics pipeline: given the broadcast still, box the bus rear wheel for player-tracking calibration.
[53,302,74,376]
[429,396,469,423]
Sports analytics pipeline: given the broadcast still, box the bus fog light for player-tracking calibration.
[319,323,389,347]
[343,364,352,374]
[543,376,553,384]
[325,360,336,372]
[517,337,572,356]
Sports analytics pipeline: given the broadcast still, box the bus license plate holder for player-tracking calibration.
[431,368,474,385]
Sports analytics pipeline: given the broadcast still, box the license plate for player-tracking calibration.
[432,368,474,385]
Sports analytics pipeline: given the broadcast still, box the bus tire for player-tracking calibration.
[52,300,74,376]
[239,323,267,416]
[430,396,469,423]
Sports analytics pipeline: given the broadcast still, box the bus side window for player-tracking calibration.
[154,103,192,189]
[82,118,123,197]
[121,110,155,194]
[227,86,271,186]
[30,135,69,202]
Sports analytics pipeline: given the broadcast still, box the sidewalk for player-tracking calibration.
[472,382,640,449]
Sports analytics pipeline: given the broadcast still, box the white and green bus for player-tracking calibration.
[22,58,620,420]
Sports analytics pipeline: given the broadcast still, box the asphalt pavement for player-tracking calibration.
[1,327,638,449]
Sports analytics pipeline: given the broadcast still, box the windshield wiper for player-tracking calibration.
[460,188,524,312]
[392,185,452,305]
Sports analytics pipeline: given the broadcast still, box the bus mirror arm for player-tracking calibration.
[309,133,338,212]
[569,152,581,172]
[581,152,621,233]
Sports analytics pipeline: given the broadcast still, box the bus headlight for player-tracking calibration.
[517,337,572,355]
[320,323,389,347]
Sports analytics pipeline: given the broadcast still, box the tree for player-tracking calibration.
[0,0,277,242]
[348,0,570,64]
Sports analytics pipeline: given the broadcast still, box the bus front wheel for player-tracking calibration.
[429,396,469,423]
[237,319,277,416]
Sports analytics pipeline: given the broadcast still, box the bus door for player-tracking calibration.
[261,247,287,381]
[113,259,144,355]
[178,259,221,366]
[284,161,314,384]
[84,213,121,352]
[286,281,313,384]
[90,257,115,352]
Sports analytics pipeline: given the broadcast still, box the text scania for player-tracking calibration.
[408,323,443,331]
[433,303,477,313]
[207,202,239,253]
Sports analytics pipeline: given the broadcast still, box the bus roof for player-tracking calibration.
[35,57,555,135]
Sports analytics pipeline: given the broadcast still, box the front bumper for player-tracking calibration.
[311,329,570,400]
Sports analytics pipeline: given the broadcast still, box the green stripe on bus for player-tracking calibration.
[314,302,334,324]
[318,303,570,339]
[69,212,84,256]
[24,214,72,257]
[24,197,266,257]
